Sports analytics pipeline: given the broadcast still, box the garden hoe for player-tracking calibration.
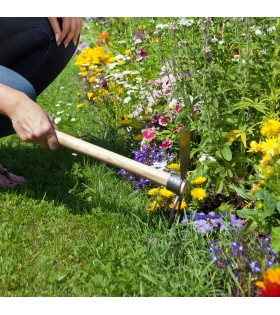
[55,128,191,227]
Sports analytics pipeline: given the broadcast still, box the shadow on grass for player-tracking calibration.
[0,135,149,220]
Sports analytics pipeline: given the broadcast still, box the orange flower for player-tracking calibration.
[98,32,109,39]
[256,267,280,297]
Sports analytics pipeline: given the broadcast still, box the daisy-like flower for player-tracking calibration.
[159,188,174,198]
[259,137,280,156]
[76,103,84,109]
[147,187,159,196]
[54,117,61,124]
[248,140,262,153]
[256,267,280,297]
[167,163,180,172]
[190,176,207,185]
[191,188,207,200]
[261,119,280,137]
[148,201,160,211]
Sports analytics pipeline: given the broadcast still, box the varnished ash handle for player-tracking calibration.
[56,130,181,190]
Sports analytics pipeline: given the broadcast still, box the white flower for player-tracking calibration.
[152,161,167,170]
[211,37,219,43]
[199,154,207,162]
[70,118,76,122]
[268,26,276,32]
[241,59,246,64]
[115,54,126,61]
[255,29,262,35]
[135,38,142,44]
[218,40,225,45]
[178,18,194,26]
[108,62,117,69]
[56,111,64,115]
[124,96,131,103]
[156,24,169,29]
[54,117,61,124]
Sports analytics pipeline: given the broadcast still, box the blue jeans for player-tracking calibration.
[0,17,77,138]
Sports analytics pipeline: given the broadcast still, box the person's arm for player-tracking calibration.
[48,17,83,48]
[0,83,59,150]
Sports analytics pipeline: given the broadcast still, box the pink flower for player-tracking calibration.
[174,104,183,113]
[142,128,156,140]
[161,139,173,149]
[159,116,167,126]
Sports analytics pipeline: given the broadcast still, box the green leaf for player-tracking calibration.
[231,185,255,201]
[220,145,232,161]
[271,226,280,253]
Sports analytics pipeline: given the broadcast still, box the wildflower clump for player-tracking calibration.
[248,118,280,179]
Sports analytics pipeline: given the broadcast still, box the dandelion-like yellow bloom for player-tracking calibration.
[167,163,180,172]
[159,188,174,198]
[148,201,160,211]
[256,267,280,296]
[259,137,280,156]
[76,103,84,109]
[191,188,207,200]
[190,176,207,185]
[261,119,280,137]
[247,140,262,153]
[87,92,93,99]
[259,163,276,179]
[147,188,159,196]
[88,76,96,83]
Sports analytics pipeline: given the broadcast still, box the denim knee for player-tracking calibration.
[0,65,37,100]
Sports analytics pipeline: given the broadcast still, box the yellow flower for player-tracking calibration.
[138,25,146,30]
[76,91,81,96]
[256,267,280,296]
[259,137,280,156]
[88,76,96,83]
[117,87,124,94]
[154,37,159,43]
[168,200,187,210]
[124,49,130,55]
[147,188,159,196]
[159,188,174,198]
[251,183,261,194]
[247,141,262,153]
[76,103,84,109]
[87,92,93,99]
[81,71,88,77]
[191,188,207,200]
[261,119,280,137]
[148,201,160,211]
[118,60,125,66]
[190,176,207,185]
[134,134,143,142]
[259,163,276,179]
[167,163,180,172]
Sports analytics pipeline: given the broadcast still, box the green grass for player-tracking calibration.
[0,59,229,297]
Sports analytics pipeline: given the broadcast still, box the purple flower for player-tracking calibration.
[250,261,262,273]
[139,49,148,59]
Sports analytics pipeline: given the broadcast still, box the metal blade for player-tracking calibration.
[179,127,191,180]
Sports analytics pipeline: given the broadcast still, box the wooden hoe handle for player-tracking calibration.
[56,130,173,189]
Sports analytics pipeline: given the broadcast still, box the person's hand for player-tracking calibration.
[0,84,59,150]
[48,17,83,48]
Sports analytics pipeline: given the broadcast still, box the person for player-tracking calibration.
[0,17,83,188]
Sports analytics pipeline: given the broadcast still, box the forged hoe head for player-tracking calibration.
[167,127,191,228]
